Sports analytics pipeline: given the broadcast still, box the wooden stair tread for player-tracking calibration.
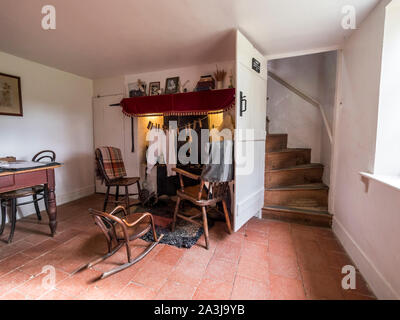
[265,183,328,191]
[267,148,311,154]
[262,205,332,227]
[264,132,330,227]
[266,163,323,172]
[290,206,330,213]
[267,134,288,137]
[263,205,331,216]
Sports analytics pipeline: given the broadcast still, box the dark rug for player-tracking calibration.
[133,198,215,249]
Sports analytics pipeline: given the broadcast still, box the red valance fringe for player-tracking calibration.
[121,88,235,117]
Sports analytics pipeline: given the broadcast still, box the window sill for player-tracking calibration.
[360,172,400,191]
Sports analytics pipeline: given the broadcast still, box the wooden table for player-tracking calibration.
[0,164,62,236]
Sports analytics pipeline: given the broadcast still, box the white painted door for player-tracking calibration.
[234,31,267,231]
[93,94,125,193]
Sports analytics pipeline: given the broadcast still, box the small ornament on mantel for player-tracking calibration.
[137,79,147,95]
[228,69,234,89]
[179,80,190,93]
[214,65,227,90]
[128,79,147,97]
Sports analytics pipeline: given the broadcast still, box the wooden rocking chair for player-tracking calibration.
[78,205,163,279]
[172,168,232,250]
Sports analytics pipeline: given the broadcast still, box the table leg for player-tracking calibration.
[46,169,57,236]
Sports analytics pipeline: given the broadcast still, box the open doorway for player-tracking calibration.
[263,51,338,227]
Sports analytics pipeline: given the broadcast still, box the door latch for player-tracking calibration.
[240,91,247,117]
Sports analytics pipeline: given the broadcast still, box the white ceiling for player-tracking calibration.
[0,0,379,79]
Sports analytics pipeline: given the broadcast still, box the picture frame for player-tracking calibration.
[149,81,161,96]
[165,77,179,94]
[0,72,23,117]
[128,81,147,97]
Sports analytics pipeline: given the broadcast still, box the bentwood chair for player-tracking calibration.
[172,168,232,250]
[78,205,163,279]
[95,148,141,211]
[0,150,56,243]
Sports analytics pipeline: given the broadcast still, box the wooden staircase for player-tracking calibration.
[263,134,332,227]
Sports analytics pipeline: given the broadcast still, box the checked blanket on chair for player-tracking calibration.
[97,147,126,180]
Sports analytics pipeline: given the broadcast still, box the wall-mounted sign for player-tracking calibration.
[252,58,261,74]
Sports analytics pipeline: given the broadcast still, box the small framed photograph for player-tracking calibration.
[0,72,23,117]
[149,82,161,96]
[165,77,179,94]
[128,81,147,97]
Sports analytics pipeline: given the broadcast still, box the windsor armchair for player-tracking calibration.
[172,167,232,250]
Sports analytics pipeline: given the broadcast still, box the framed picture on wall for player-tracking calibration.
[0,72,23,117]
[149,82,161,96]
[165,77,179,94]
[128,80,147,97]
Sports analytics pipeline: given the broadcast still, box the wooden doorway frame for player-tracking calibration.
[265,46,343,217]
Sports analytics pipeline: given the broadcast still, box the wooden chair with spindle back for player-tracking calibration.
[0,150,56,243]
[172,167,232,250]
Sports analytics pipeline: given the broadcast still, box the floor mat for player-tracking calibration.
[133,198,214,248]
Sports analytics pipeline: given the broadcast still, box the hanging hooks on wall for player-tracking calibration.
[146,114,209,132]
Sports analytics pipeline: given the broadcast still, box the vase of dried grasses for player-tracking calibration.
[214,66,227,90]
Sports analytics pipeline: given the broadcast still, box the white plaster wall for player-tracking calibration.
[93,76,125,98]
[267,79,322,163]
[320,52,337,185]
[0,51,94,218]
[332,0,400,299]
[374,2,400,176]
[267,52,337,184]
[92,76,141,194]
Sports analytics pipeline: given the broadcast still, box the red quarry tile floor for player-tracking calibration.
[0,194,376,300]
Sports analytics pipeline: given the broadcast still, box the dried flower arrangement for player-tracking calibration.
[214,66,227,82]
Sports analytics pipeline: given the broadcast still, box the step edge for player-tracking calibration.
[266,163,324,172]
[265,184,329,191]
[266,134,288,137]
[266,148,312,154]
[262,205,332,217]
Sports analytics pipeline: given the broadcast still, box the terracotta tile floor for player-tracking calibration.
[0,194,376,300]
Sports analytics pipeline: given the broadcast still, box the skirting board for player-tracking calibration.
[333,217,399,300]
[57,184,95,205]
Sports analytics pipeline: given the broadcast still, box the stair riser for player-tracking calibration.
[266,135,288,152]
[262,208,332,228]
[265,167,323,188]
[265,150,311,170]
[264,189,328,207]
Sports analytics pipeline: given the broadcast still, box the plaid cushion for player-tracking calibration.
[97,147,126,180]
